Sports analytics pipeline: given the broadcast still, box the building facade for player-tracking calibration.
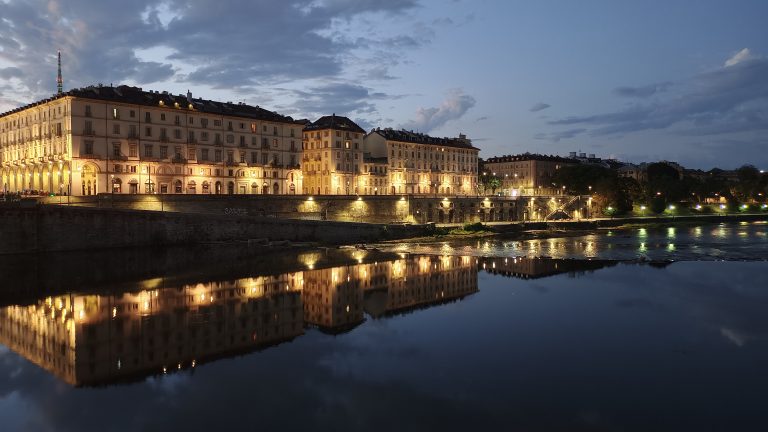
[301,115,366,195]
[1,85,305,197]
[364,128,479,195]
[483,153,577,196]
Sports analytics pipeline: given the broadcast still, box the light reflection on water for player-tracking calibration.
[379,221,768,261]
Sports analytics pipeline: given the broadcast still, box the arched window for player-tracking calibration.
[251,182,259,194]
[202,181,210,194]
[174,180,182,193]
[262,182,269,194]
[215,181,222,194]
[112,178,122,193]
[227,181,234,194]
[187,180,196,194]
[289,183,296,194]
[273,182,279,194]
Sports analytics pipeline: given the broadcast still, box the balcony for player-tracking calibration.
[159,135,169,142]
[171,156,187,164]
[127,133,139,140]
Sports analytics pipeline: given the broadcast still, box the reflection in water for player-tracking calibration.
[0,255,615,387]
[377,221,768,261]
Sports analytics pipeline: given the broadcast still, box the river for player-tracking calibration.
[0,221,766,431]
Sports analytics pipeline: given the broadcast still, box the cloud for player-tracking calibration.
[534,128,587,142]
[282,82,399,119]
[0,0,424,111]
[612,82,672,98]
[400,89,476,132]
[725,48,754,67]
[545,51,768,139]
[529,102,551,112]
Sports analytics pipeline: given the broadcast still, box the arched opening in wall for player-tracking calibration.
[215,181,222,195]
[81,164,98,196]
[202,181,210,194]
[273,182,279,194]
[238,184,246,194]
[187,180,197,194]
[144,179,155,194]
[417,186,420,194]
[262,182,269,194]
[251,182,259,194]
[128,179,138,194]
[391,186,396,195]
[324,187,329,195]
[446,187,450,195]
[227,182,235,195]
[448,209,455,223]
[289,183,296,194]
[489,209,495,222]
[112,178,122,194]
[174,180,183,194]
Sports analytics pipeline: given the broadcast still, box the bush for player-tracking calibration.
[462,222,486,232]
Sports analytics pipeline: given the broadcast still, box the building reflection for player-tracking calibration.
[477,256,616,279]
[0,254,613,386]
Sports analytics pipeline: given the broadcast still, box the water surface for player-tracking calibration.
[1,221,767,431]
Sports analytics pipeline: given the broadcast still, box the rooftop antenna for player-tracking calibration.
[56,50,63,95]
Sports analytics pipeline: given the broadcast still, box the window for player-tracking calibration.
[84,140,94,155]
[114,164,122,173]
[201,149,209,160]
[239,152,246,163]
[129,110,135,118]
[251,123,257,133]
[188,148,196,160]
[145,112,151,123]
[145,127,152,137]
[215,150,222,162]
[201,118,208,128]
[214,119,222,127]
[113,124,120,135]
[84,120,93,134]
[174,129,181,139]
[113,143,121,157]
[129,125,137,138]
[226,134,234,144]
[227,151,234,163]
[129,145,138,157]
[201,131,209,141]
[273,126,278,135]
[160,146,168,158]
[188,116,194,125]
[144,145,153,157]
[239,136,245,147]
[85,105,92,117]
[261,153,268,165]
[130,165,137,173]
[160,113,166,121]
[251,152,258,163]
[239,122,244,129]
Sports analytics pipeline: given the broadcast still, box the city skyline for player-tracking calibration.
[1,0,767,169]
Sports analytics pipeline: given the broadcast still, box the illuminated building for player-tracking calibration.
[483,154,577,196]
[301,115,366,195]
[0,85,306,196]
[364,128,479,195]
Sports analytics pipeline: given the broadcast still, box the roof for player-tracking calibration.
[368,128,479,151]
[1,84,300,125]
[303,114,366,134]
[484,153,576,164]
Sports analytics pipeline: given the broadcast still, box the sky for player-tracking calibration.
[0,0,767,170]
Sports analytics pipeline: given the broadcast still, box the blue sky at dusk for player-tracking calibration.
[1,0,766,169]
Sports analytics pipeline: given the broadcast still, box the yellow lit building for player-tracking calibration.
[301,115,366,195]
[0,85,305,196]
[364,128,479,195]
[483,153,577,196]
